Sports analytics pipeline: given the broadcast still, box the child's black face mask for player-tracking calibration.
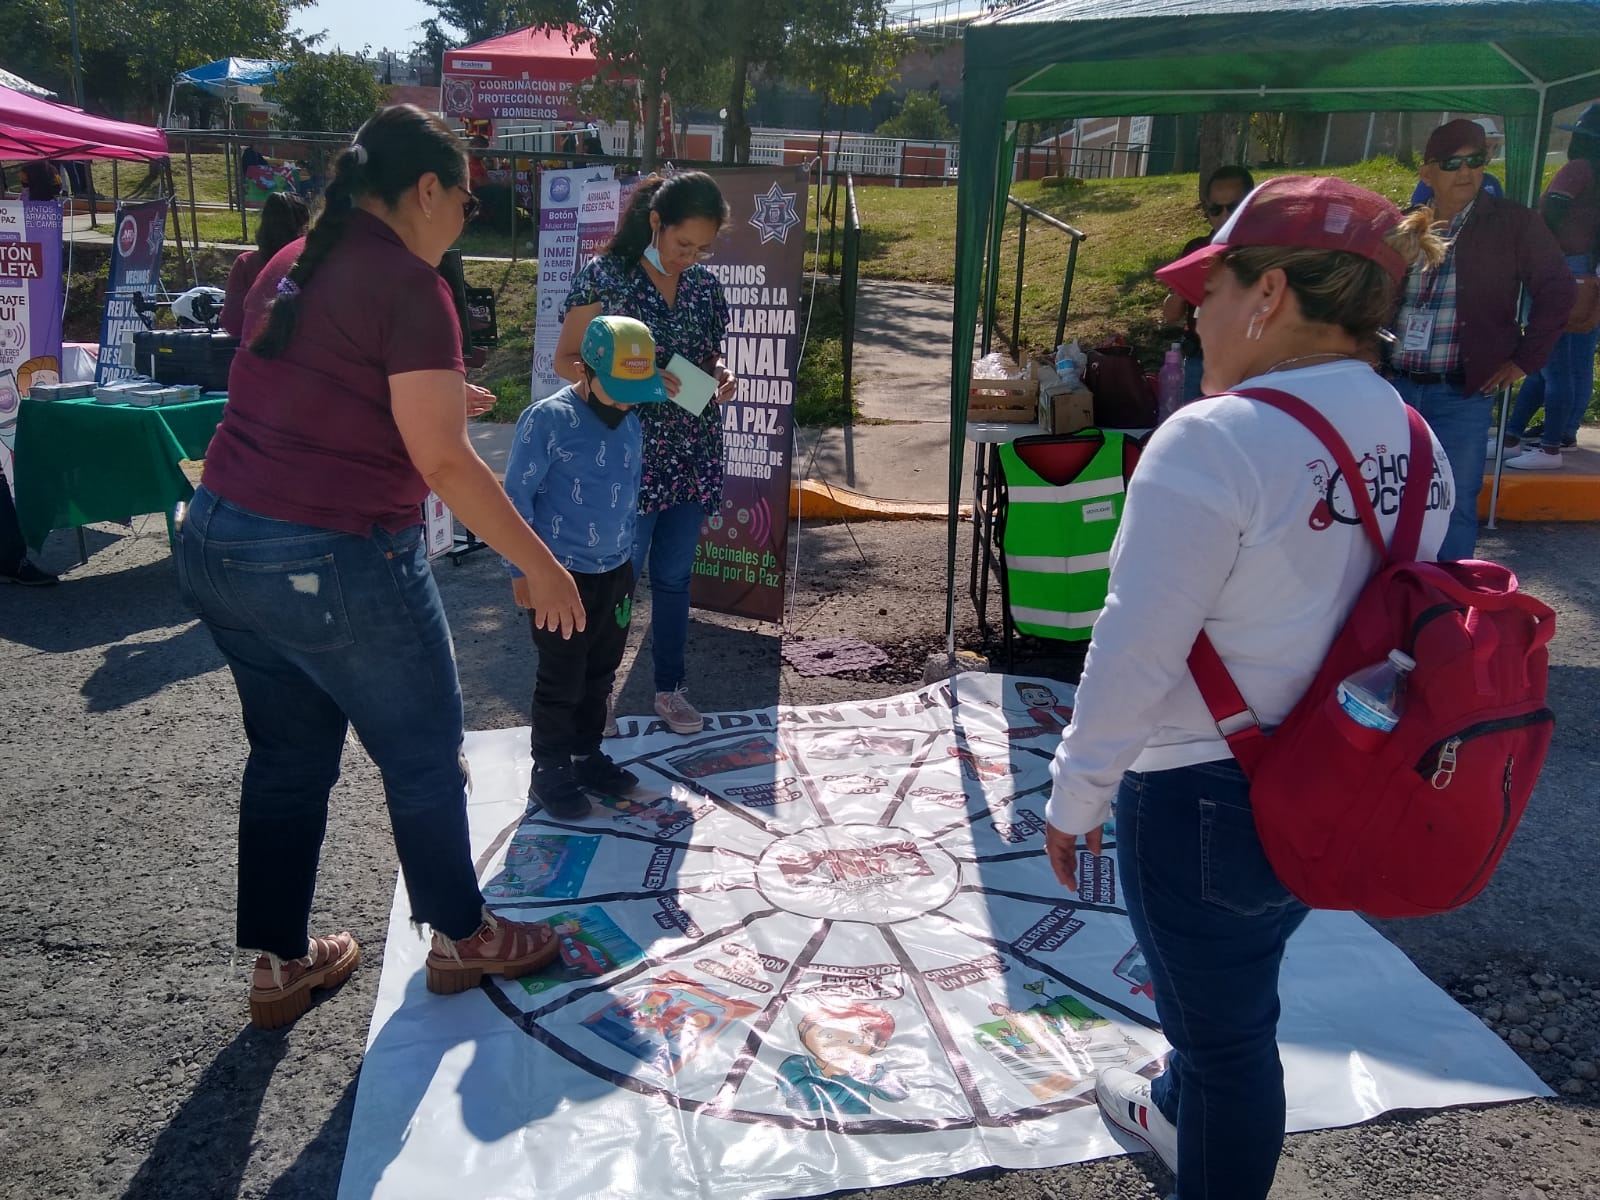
[585,389,631,429]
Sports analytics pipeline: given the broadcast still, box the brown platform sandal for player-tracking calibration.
[248,932,361,1030]
[425,911,560,995]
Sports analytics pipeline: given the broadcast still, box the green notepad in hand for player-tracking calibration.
[666,354,718,416]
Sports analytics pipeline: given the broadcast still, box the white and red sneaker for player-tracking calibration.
[1096,1065,1179,1174]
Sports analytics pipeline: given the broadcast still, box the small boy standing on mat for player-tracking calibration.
[504,315,668,819]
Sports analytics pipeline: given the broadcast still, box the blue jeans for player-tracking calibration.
[1117,761,1310,1200]
[1391,376,1493,561]
[175,487,485,959]
[631,501,705,693]
[1182,353,1206,404]
[1509,263,1597,448]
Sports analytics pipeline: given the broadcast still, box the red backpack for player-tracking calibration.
[1188,388,1557,918]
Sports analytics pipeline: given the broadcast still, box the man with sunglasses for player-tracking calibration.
[1388,118,1572,560]
[1162,165,1255,402]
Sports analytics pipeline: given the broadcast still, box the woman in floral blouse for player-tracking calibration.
[556,172,735,735]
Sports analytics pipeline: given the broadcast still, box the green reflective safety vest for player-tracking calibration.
[998,431,1127,642]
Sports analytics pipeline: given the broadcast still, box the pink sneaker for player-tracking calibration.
[654,687,705,735]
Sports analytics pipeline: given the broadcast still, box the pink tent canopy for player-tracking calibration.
[0,84,168,162]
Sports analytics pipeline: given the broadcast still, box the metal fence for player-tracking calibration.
[984,196,1089,359]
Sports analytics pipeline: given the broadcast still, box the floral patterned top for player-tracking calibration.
[562,254,731,514]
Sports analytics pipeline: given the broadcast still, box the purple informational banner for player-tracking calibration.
[0,199,65,493]
[690,167,808,624]
[97,200,167,385]
[532,166,616,399]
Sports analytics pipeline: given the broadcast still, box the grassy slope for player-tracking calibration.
[849,159,1423,363]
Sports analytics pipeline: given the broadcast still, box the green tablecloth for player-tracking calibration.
[13,394,228,550]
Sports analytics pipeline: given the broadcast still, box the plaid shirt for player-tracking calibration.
[1392,201,1475,376]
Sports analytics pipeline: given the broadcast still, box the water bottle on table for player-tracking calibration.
[1157,342,1185,422]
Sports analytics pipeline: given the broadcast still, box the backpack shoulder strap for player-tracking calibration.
[1233,386,1386,558]
[1390,405,1434,565]
[1187,386,1435,775]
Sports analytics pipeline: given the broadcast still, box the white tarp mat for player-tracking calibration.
[337,674,1547,1200]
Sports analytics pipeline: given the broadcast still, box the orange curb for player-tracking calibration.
[789,479,970,521]
[1478,470,1600,522]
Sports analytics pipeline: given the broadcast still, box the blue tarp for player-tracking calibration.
[174,58,285,95]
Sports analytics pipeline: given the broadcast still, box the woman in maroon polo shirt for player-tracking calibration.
[176,105,584,1028]
[220,191,309,338]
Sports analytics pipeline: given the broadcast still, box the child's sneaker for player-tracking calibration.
[573,752,638,794]
[654,687,705,735]
[529,760,591,820]
[425,912,561,994]
[1095,1066,1178,1174]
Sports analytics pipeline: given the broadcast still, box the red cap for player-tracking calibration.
[1155,175,1409,308]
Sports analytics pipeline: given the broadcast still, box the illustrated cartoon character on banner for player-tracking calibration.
[777,1000,909,1115]
[1012,681,1075,737]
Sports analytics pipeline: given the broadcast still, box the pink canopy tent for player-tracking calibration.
[0,84,168,161]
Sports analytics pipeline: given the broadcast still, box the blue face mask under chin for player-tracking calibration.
[643,240,665,273]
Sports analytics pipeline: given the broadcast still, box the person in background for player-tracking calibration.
[1410,118,1504,206]
[1047,176,1454,1200]
[1387,117,1572,559]
[221,191,310,337]
[0,473,57,586]
[1501,102,1600,468]
[18,160,61,202]
[583,123,606,157]
[556,172,737,738]
[1162,165,1255,402]
[561,128,579,155]
[177,105,585,1029]
[504,315,667,819]
[468,135,490,191]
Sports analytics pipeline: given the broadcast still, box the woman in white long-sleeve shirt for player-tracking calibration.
[1043,176,1452,1200]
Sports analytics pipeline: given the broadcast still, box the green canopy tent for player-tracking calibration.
[947,0,1600,649]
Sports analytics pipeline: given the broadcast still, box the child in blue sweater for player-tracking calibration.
[505,315,668,819]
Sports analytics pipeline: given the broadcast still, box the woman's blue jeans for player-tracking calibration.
[1116,760,1310,1200]
[175,487,485,959]
[630,501,705,693]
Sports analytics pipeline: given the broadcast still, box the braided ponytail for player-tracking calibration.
[250,104,467,359]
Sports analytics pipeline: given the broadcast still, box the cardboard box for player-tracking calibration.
[1037,364,1095,435]
[1044,386,1094,434]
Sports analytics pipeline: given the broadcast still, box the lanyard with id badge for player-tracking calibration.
[1400,229,1459,359]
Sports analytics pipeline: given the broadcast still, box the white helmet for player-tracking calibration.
[172,287,225,328]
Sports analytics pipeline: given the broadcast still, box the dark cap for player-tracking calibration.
[1424,118,1488,164]
[1559,102,1600,138]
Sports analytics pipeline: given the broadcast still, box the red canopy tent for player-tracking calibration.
[441,27,600,129]
[0,84,169,161]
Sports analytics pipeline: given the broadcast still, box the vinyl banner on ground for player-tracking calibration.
[338,674,1546,1200]
[0,199,64,493]
[97,200,166,385]
[690,167,807,624]
[531,166,616,400]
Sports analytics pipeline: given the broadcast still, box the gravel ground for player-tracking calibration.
[2,515,1598,1200]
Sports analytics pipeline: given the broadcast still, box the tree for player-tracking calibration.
[422,0,521,43]
[788,3,907,154]
[876,91,954,141]
[711,0,901,166]
[1196,112,1245,201]
[3,0,306,117]
[265,52,387,133]
[510,1,717,171]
